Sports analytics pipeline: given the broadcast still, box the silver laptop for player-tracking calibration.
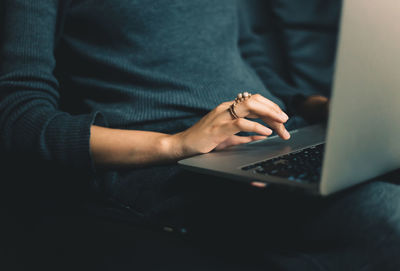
[178,0,400,196]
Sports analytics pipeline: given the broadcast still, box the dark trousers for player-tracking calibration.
[93,164,400,271]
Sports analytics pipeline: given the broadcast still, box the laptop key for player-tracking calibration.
[242,144,325,183]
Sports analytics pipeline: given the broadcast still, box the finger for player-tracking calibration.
[253,94,284,115]
[215,135,267,151]
[264,120,291,140]
[249,135,269,141]
[234,98,289,123]
[215,135,253,150]
[222,118,273,136]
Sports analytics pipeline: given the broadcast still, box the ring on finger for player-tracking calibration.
[234,91,252,104]
[228,92,252,120]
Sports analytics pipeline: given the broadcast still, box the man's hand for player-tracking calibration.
[296,95,329,124]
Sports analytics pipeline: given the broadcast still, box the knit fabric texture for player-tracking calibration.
[0,0,314,172]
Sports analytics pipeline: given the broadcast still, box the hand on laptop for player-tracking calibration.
[297,95,329,124]
[172,94,290,157]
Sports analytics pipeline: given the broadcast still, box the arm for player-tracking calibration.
[90,95,291,168]
[90,126,179,168]
[0,1,104,171]
[1,1,290,171]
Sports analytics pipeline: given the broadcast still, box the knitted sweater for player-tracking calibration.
[0,0,311,173]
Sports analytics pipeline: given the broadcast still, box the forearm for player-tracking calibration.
[90,125,182,168]
[90,95,291,169]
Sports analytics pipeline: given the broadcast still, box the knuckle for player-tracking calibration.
[217,102,231,111]
[221,101,231,108]
[266,121,278,130]
[277,123,285,131]
[250,122,258,131]
[273,103,282,112]
[253,93,262,100]
[269,102,283,114]
[243,98,254,108]
[233,118,244,127]
[215,104,227,113]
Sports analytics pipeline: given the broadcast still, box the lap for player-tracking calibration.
[100,167,400,270]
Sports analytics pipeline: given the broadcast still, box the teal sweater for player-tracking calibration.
[0,0,317,174]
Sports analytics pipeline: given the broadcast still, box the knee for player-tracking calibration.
[341,181,400,241]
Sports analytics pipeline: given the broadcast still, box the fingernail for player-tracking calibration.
[280,112,289,122]
[283,130,291,139]
[264,127,273,135]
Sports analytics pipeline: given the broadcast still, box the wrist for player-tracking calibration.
[161,132,187,161]
[168,131,202,160]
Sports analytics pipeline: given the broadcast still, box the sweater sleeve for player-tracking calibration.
[238,1,320,115]
[0,0,106,171]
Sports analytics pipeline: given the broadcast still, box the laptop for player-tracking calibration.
[178,0,400,196]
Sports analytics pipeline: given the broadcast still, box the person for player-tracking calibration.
[0,0,399,270]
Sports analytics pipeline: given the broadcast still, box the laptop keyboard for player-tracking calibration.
[241,143,325,184]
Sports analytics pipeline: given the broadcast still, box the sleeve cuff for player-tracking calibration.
[41,110,108,171]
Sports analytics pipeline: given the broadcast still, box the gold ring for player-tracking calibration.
[228,103,239,119]
[228,92,252,119]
